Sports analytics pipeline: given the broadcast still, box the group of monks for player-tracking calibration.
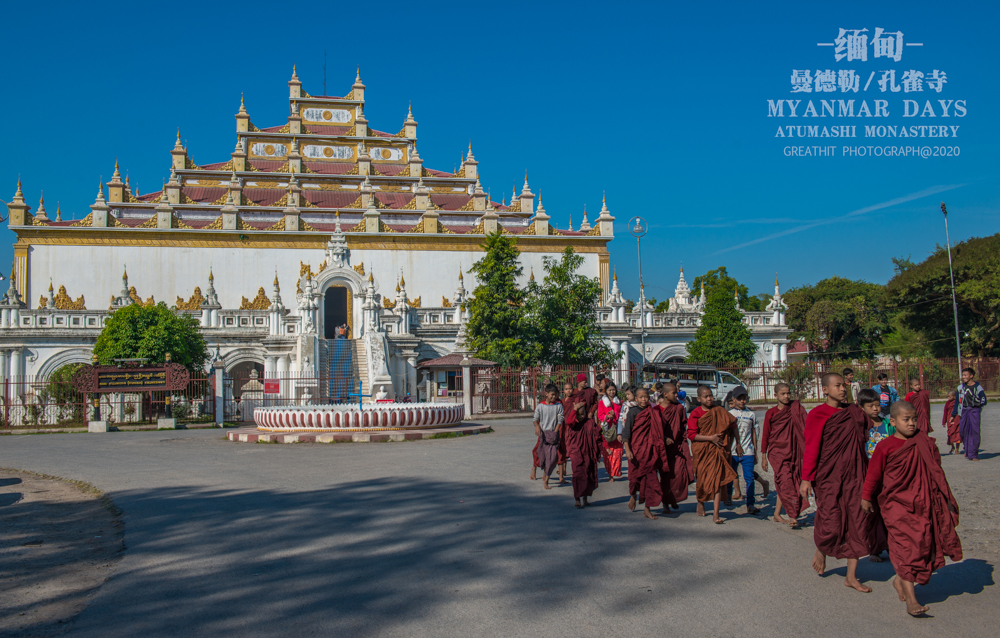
[531,371,965,617]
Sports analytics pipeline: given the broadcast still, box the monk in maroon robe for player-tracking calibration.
[622,388,667,519]
[761,383,808,527]
[862,401,962,616]
[801,373,883,593]
[657,383,693,507]
[563,374,601,507]
[688,386,741,524]
[943,391,962,454]
[905,380,933,435]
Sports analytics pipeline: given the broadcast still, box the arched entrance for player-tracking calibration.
[324,286,352,339]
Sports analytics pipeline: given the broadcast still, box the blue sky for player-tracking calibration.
[1,0,996,303]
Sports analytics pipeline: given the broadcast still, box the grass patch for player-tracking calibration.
[427,432,466,439]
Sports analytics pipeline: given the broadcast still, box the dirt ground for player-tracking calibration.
[0,470,124,638]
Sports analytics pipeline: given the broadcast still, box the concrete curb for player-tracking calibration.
[226,423,493,444]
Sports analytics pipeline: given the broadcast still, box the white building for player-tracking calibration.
[0,68,790,404]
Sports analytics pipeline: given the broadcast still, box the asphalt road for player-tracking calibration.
[1,404,996,637]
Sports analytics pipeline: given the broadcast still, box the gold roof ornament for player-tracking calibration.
[240,287,270,310]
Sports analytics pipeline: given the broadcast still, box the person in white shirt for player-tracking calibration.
[725,387,769,515]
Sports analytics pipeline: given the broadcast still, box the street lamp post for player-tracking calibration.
[941,203,963,379]
[629,216,648,378]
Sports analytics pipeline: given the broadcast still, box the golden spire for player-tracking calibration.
[274,272,280,289]
[209,268,214,282]
[368,272,374,283]
[613,268,617,281]
[14,175,23,199]
[775,273,779,287]
[123,265,128,281]
[459,269,463,281]
[396,281,401,293]
[55,204,62,222]
[400,274,406,286]
[49,280,53,292]
[112,158,121,180]
[174,129,184,151]
[529,268,535,282]
[238,93,247,115]
[356,66,361,81]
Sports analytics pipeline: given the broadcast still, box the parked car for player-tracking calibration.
[640,362,745,412]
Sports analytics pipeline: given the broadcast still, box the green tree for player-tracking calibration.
[466,232,531,367]
[42,363,86,423]
[686,288,758,363]
[691,266,765,311]
[523,247,616,368]
[783,277,891,358]
[93,302,208,372]
[885,234,1000,356]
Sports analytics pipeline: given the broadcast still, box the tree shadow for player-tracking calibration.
[918,559,995,604]
[59,477,737,637]
[0,477,22,487]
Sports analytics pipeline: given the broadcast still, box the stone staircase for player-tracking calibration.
[321,339,364,402]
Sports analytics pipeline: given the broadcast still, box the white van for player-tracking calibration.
[640,363,745,412]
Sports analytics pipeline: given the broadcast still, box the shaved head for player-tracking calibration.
[774,382,790,393]
[821,372,843,388]
[662,381,677,393]
[697,385,712,397]
[890,400,916,419]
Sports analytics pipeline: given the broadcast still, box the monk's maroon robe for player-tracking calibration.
[763,401,808,518]
[813,404,885,559]
[563,394,600,499]
[911,389,932,434]
[690,407,738,502]
[627,405,668,508]
[877,432,963,584]
[659,402,693,504]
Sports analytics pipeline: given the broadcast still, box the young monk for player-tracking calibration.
[800,373,881,593]
[688,385,741,523]
[761,383,808,527]
[862,401,963,616]
[904,379,932,435]
[955,367,988,461]
[533,384,565,489]
[943,390,962,455]
[563,374,601,508]
[658,382,693,508]
[622,387,667,519]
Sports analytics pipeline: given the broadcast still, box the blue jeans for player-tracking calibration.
[727,455,756,506]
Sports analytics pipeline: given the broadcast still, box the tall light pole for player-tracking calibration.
[629,216,648,379]
[941,202,963,377]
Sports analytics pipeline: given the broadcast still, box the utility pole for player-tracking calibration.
[941,202,963,379]
[629,216,648,378]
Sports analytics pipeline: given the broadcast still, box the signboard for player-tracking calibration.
[72,363,191,394]
[264,379,280,394]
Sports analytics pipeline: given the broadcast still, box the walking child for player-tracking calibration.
[563,374,601,508]
[726,387,769,515]
[862,401,963,616]
[954,367,988,461]
[943,390,962,455]
[904,378,932,435]
[622,387,667,519]
[801,373,882,593]
[761,383,808,527]
[657,383,693,508]
[532,384,565,490]
[687,385,741,523]
[598,383,624,481]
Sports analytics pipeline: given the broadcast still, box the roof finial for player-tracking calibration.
[529,267,535,281]
[15,174,22,196]
[368,271,374,283]
[48,279,53,292]
[613,268,618,281]
[209,268,214,282]
[55,203,62,222]
[775,272,779,287]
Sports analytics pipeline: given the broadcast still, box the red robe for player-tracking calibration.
[690,407,738,502]
[563,394,601,499]
[943,398,961,444]
[761,401,808,518]
[869,433,963,584]
[909,389,933,434]
[808,403,885,559]
[627,405,668,508]
[659,402,693,504]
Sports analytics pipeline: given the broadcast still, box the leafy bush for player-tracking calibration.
[771,363,817,401]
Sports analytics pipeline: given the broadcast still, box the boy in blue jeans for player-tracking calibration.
[725,387,769,514]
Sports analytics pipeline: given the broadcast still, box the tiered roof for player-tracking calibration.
[8,67,614,239]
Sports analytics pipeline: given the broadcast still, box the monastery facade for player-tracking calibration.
[1,69,790,402]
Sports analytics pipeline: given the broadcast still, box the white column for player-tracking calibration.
[264,355,277,377]
[0,349,8,386]
[10,347,22,383]
[780,343,788,363]
[1,308,9,328]
[771,343,779,364]
[201,308,211,328]
[276,355,289,396]
[407,356,417,398]
[619,341,629,384]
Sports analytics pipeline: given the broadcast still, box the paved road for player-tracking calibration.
[2,404,996,637]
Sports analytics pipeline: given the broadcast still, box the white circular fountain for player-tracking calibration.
[254,403,465,432]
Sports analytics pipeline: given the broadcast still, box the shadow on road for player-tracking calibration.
[919,558,995,604]
[65,477,740,636]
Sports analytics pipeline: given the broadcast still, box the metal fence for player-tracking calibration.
[1,374,216,431]
[468,358,1000,415]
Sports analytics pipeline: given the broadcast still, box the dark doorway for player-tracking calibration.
[324,286,348,339]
